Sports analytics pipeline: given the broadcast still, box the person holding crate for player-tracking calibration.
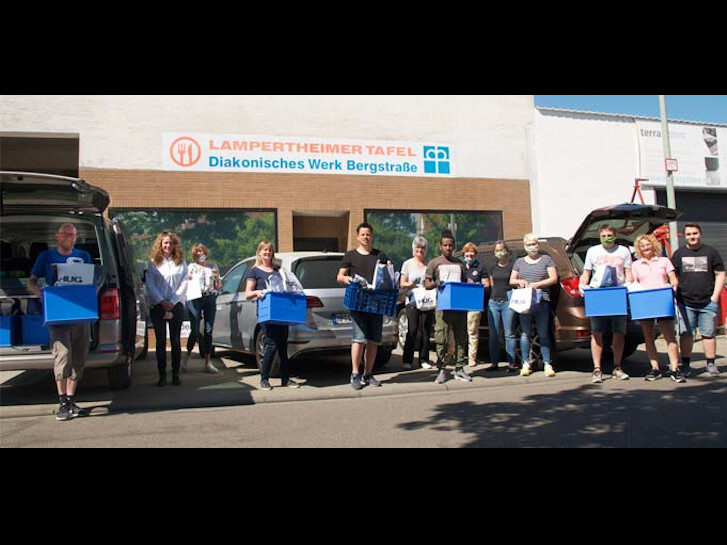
[146,231,188,387]
[423,229,473,385]
[671,223,725,377]
[27,223,93,421]
[462,242,490,367]
[631,234,685,382]
[337,222,390,390]
[244,240,300,391]
[578,224,633,384]
[510,233,559,378]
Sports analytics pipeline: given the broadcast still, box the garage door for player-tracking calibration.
[656,189,727,259]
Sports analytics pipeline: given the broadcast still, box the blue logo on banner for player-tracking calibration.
[423,146,450,174]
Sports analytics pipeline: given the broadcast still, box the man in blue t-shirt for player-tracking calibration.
[28,223,92,422]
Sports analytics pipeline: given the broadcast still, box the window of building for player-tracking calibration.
[364,210,503,269]
[109,209,277,273]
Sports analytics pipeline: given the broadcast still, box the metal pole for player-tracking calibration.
[659,95,680,254]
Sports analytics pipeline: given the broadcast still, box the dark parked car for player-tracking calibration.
[0,172,148,388]
[395,203,681,369]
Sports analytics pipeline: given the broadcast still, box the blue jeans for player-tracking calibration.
[677,301,719,337]
[518,300,552,365]
[487,298,516,365]
[350,310,383,345]
[186,295,217,358]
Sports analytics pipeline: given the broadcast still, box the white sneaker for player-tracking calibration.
[544,363,556,377]
[420,362,434,369]
[520,363,531,377]
[612,367,630,380]
[204,362,219,374]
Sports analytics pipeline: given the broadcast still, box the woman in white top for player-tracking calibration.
[399,236,433,369]
[183,243,222,374]
[146,231,188,386]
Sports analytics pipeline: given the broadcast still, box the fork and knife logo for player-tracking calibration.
[170,136,202,167]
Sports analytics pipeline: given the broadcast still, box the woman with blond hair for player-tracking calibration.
[461,242,490,367]
[183,243,222,374]
[146,231,188,386]
[631,234,685,382]
[243,240,299,390]
[510,233,558,377]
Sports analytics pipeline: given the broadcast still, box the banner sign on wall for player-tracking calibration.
[636,120,726,189]
[162,133,455,177]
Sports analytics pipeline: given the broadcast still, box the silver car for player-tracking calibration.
[211,252,398,376]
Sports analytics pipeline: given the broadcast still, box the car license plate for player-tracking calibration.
[332,313,352,325]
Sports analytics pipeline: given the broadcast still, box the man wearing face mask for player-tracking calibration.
[424,229,473,384]
[579,224,634,384]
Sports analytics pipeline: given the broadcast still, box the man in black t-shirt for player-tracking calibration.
[337,222,390,390]
[672,223,726,376]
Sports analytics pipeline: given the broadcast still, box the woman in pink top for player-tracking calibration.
[632,234,684,382]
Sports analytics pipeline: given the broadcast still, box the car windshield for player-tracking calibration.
[293,257,343,289]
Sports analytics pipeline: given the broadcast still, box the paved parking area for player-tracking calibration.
[1,337,725,421]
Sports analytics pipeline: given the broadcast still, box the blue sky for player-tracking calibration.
[534,95,727,125]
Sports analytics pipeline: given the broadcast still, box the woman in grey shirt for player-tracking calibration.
[510,233,558,378]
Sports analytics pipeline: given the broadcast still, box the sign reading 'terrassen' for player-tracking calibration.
[162,133,454,177]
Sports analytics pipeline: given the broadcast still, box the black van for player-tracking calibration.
[0,172,147,388]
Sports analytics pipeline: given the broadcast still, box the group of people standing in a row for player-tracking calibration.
[338,221,725,390]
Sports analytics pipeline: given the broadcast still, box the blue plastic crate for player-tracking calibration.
[583,286,628,317]
[21,314,51,345]
[628,287,675,320]
[343,283,398,316]
[43,284,99,327]
[437,282,485,311]
[258,291,307,325]
[0,316,13,347]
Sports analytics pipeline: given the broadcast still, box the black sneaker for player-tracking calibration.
[260,379,273,390]
[157,375,167,387]
[681,365,692,378]
[645,368,662,381]
[350,373,363,390]
[56,403,71,421]
[362,375,381,387]
[171,374,181,386]
[68,402,84,418]
[670,369,687,383]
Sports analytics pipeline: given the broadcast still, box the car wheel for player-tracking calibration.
[108,353,132,389]
[254,327,280,378]
[396,307,408,349]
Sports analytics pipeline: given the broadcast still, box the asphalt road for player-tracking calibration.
[1,339,725,447]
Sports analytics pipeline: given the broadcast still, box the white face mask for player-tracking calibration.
[525,243,539,255]
[198,255,207,263]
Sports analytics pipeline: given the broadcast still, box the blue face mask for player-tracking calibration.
[464,258,474,265]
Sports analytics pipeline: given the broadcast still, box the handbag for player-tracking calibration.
[410,286,437,311]
[52,257,95,286]
[508,287,543,314]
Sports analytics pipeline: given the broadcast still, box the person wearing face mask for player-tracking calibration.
[578,224,633,384]
[486,241,517,372]
[461,242,490,367]
[424,229,473,384]
[183,244,222,374]
[510,234,558,378]
[400,236,434,369]
[631,234,685,382]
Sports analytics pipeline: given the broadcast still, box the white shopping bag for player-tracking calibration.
[411,287,437,311]
[186,272,203,301]
[53,257,95,286]
[509,287,543,314]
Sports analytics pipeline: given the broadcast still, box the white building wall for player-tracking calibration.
[0,95,534,179]
[532,109,650,239]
